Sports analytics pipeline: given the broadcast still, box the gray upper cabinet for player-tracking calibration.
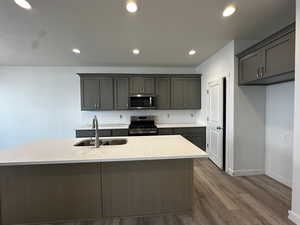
[99,78,114,110]
[114,78,129,110]
[171,78,185,109]
[238,23,295,85]
[156,78,171,109]
[171,78,201,109]
[78,74,202,111]
[80,78,114,111]
[81,79,100,110]
[144,77,155,94]
[239,50,263,84]
[184,78,201,109]
[130,77,155,94]
[130,77,144,94]
[262,31,295,78]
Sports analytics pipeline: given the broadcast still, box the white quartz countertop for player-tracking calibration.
[155,123,206,128]
[77,123,206,130]
[77,124,130,130]
[0,135,208,166]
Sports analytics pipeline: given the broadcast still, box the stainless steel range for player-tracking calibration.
[129,116,158,136]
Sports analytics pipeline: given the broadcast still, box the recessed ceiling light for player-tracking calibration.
[223,5,236,17]
[126,1,138,13]
[72,48,81,54]
[132,49,140,55]
[188,49,196,56]
[14,0,32,10]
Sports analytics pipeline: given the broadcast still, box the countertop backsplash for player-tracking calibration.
[80,110,203,127]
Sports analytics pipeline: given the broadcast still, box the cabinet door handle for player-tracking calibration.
[260,66,264,78]
[256,68,260,79]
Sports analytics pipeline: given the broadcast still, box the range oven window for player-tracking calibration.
[129,96,156,109]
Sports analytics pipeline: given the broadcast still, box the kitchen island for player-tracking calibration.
[0,135,207,225]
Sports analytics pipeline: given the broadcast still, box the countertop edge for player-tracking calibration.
[76,123,207,130]
[0,155,208,166]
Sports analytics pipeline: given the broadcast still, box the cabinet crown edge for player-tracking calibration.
[236,22,295,58]
[77,73,202,78]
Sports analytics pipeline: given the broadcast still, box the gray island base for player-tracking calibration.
[1,159,193,225]
[0,135,207,225]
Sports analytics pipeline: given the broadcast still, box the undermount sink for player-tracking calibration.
[74,138,127,147]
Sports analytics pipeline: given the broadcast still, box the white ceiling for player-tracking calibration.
[0,0,295,67]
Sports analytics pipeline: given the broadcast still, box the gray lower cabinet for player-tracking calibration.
[114,78,129,110]
[0,164,102,225]
[76,129,128,138]
[111,129,129,136]
[185,136,206,150]
[81,78,114,110]
[76,129,112,138]
[171,78,201,109]
[156,78,171,109]
[157,128,173,135]
[238,23,295,85]
[158,127,206,151]
[130,77,155,94]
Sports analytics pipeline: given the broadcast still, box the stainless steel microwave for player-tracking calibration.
[129,95,156,110]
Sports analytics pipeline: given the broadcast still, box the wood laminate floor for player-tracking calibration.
[44,159,294,225]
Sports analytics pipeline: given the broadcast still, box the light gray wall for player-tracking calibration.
[233,85,266,174]
[196,39,267,175]
[233,40,266,175]
[195,41,235,172]
[289,0,300,223]
[265,81,294,187]
[0,66,198,150]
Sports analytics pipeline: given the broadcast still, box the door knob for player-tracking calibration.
[216,126,223,130]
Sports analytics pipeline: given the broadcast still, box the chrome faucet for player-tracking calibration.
[92,116,100,148]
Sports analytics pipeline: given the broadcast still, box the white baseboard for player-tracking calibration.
[265,171,292,187]
[289,210,300,225]
[229,169,265,176]
[227,168,234,176]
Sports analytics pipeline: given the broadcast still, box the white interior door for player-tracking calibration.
[207,78,224,169]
